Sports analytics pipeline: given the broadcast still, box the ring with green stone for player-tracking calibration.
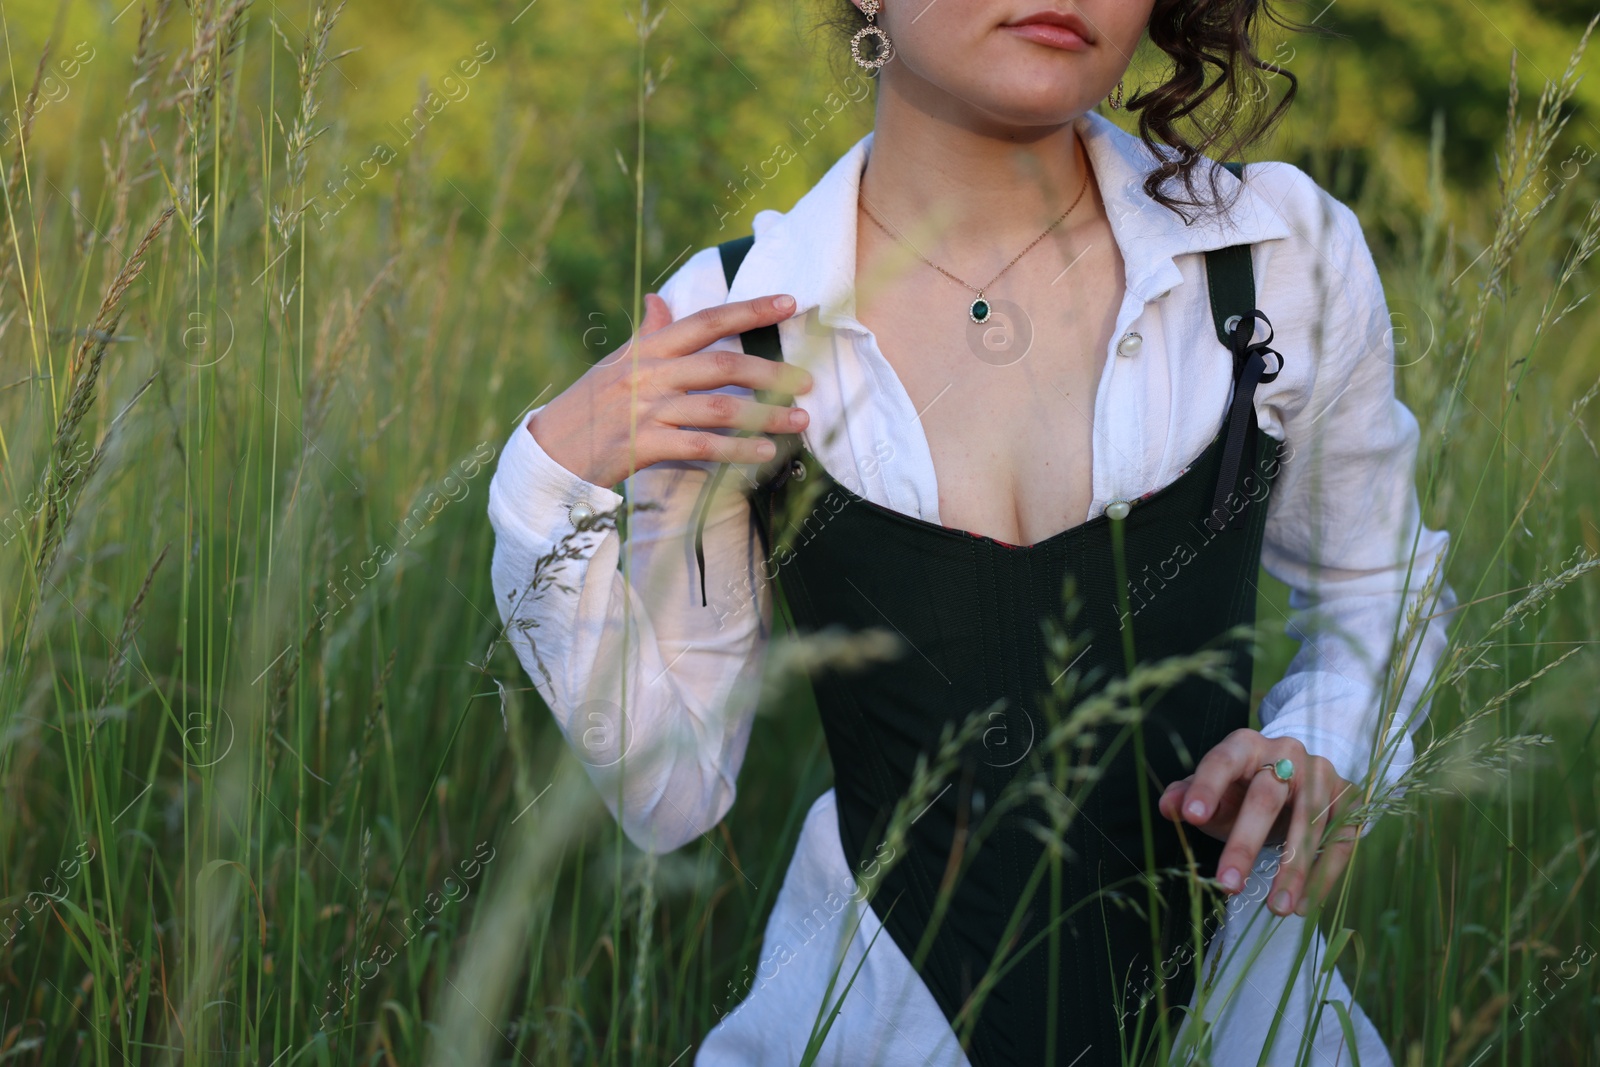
[1261,758,1296,785]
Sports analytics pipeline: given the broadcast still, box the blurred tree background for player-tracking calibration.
[0,0,1597,1064]
[9,0,1598,324]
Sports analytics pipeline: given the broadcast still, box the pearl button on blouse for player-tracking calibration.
[1116,330,1143,357]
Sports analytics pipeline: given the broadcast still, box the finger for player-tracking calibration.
[594,294,677,370]
[641,292,674,335]
[667,347,815,398]
[1302,829,1358,912]
[1180,730,1258,827]
[1213,768,1289,894]
[1268,768,1330,916]
[1302,783,1360,910]
[665,392,810,437]
[1166,776,1250,839]
[1158,776,1193,822]
[650,294,799,363]
[659,429,780,468]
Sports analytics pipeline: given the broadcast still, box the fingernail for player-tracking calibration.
[1272,891,1292,914]
[774,295,795,312]
[789,409,808,428]
[1185,799,1207,820]
[1219,868,1242,892]
[1294,897,1309,917]
[757,439,776,458]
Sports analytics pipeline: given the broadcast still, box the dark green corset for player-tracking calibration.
[696,184,1287,1064]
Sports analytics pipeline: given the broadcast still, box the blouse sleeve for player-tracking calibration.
[1251,170,1456,818]
[487,246,774,854]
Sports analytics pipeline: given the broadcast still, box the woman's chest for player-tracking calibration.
[852,245,1126,546]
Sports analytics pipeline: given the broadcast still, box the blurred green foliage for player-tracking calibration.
[1,1,1597,1063]
[9,0,1597,327]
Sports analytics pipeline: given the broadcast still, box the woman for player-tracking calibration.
[488,1,1452,1063]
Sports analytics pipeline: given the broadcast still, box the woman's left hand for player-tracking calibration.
[1157,729,1359,918]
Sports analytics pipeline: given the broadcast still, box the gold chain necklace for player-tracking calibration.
[858,150,1092,325]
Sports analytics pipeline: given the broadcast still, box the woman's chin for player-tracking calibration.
[910,66,1103,131]
[956,92,1098,134]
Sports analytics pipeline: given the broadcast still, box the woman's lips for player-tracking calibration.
[1003,14,1093,52]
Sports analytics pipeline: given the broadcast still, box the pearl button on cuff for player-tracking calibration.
[1105,499,1131,520]
[1116,331,1143,357]
[568,501,595,526]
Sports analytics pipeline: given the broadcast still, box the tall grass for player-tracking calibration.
[0,2,1596,1064]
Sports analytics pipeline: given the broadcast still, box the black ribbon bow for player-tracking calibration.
[1206,308,1284,532]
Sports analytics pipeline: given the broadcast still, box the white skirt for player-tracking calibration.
[698,790,1392,1067]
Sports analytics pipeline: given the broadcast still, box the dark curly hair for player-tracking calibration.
[826,1,1328,224]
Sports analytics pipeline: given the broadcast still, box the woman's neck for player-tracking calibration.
[857,77,1098,266]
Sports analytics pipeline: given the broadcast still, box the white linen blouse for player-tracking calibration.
[487,108,1451,1066]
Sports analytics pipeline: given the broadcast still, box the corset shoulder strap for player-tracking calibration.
[718,235,783,361]
[1201,161,1288,532]
[687,236,790,607]
[1203,161,1257,349]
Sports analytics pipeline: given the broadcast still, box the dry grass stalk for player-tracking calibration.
[33,206,175,584]
[98,0,176,291]
[272,0,351,241]
[305,254,399,443]
[0,49,52,306]
[100,541,171,710]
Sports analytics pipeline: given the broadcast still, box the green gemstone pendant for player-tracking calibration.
[969,296,991,324]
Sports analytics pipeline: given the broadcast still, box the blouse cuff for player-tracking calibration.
[487,407,625,556]
[1257,671,1416,839]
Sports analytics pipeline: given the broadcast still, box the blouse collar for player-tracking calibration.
[724,109,1296,328]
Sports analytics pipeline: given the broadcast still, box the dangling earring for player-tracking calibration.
[852,0,893,70]
[1109,79,1126,110]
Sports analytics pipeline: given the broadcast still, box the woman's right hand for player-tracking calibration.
[530,292,814,488]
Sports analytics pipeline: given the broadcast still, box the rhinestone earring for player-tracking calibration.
[1109,79,1125,110]
[851,0,893,70]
